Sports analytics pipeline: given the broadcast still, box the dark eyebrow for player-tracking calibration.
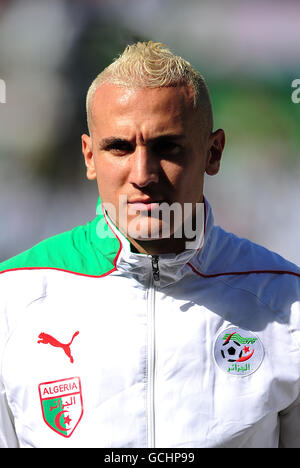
[98,134,185,150]
[98,137,130,150]
[148,134,185,144]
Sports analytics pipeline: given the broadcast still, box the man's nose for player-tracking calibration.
[129,146,159,188]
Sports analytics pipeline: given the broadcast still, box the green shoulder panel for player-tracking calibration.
[0,209,121,277]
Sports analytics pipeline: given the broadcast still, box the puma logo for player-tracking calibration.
[38,331,79,363]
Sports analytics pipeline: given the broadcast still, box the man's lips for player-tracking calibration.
[128,198,164,212]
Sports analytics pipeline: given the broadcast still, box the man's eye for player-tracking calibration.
[107,143,132,155]
[154,142,182,156]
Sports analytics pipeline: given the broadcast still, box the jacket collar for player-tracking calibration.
[97,196,215,287]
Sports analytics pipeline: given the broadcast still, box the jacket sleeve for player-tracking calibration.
[0,276,19,448]
[279,397,300,448]
[279,299,300,448]
[0,380,19,448]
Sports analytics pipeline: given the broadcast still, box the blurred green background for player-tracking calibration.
[0,0,299,264]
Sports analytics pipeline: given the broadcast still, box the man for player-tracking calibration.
[0,41,300,448]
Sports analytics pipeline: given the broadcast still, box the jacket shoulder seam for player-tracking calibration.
[187,262,300,279]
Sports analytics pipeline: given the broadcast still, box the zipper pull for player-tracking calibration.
[151,255,160,282]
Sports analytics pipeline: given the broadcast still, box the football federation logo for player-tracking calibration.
[214,327,264,376]
[39,377,83,437]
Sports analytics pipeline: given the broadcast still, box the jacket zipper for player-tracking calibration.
[147,255,160,448]
[151,255,160,282]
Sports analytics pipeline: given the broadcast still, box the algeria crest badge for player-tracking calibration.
[39,377,83,437]
[214,326,264,376]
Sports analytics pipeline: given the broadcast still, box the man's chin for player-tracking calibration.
[123,218,173,241]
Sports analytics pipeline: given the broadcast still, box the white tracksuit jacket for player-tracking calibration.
[0,198,300,448]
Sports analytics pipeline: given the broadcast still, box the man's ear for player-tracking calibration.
[205,129,225,176]
[81,134,97,180]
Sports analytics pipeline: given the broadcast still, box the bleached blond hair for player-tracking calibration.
[86,41,213,133]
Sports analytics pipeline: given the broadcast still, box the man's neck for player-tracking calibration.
[128,235,191,255]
